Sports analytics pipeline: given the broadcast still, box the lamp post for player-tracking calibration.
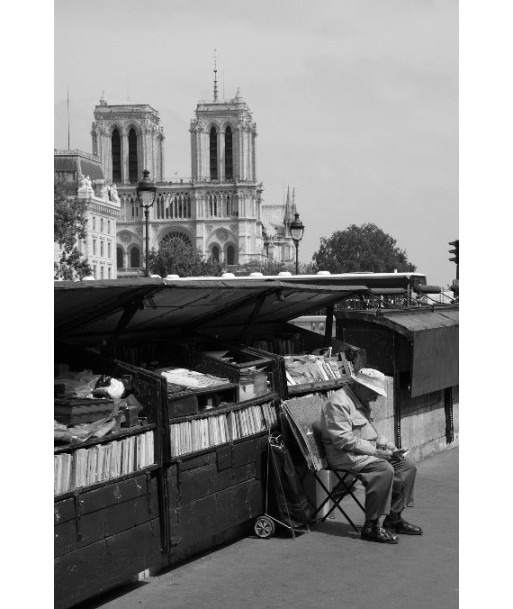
[136,169,157,277]
[289,213,305,275]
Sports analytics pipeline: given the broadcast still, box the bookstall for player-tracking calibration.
[335,305,459,459]
[55,277,370,607]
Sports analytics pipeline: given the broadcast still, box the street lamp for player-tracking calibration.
[289,212,305,275]
[136,169,157,277]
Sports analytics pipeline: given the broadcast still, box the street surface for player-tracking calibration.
[76,447,458,609]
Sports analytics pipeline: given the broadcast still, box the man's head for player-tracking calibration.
[351,368,387,405]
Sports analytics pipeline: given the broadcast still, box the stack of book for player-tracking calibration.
[170,402,277,458]
[54,397,116,426]
[54,430,155,495]
[284,355,346,386]
[253,336,303,355]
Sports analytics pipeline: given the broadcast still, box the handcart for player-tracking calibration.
[253,433,311,539]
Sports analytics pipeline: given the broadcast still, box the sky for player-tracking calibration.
[54,0,458,287]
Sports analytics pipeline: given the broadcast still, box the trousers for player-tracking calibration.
[354,456,417,521]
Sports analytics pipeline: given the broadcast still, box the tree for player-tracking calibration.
[312,223,416,274]
[54,180,92,280]
[149,237,224,277]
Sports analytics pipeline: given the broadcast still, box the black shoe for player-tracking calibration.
[361,524,399,544]
[383,516,423,535]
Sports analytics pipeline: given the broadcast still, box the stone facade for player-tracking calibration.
[90,85,297,276]
[54,150,120,279]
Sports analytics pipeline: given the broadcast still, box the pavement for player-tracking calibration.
[76,447,458,609]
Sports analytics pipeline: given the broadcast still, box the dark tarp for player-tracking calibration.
[55,278,369,345]
[336,307,459,396]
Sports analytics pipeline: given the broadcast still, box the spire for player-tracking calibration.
[67,87,70,150]
[213,48,218,101]
[284,185,292,226]
[291,187,297,215]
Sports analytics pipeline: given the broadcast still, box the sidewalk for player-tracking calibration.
[77,447,458,609]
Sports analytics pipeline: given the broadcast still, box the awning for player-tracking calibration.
[336,306,459,396]
[55,278,369,345]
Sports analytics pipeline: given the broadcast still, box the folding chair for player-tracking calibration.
[281,396,365,533]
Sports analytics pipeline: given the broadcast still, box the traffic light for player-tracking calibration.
[448,240,459,265]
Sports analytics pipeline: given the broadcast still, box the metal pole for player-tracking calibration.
[144,206,150,277]
[295,240,299,275]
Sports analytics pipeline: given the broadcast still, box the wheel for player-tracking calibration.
[254,515,276,539]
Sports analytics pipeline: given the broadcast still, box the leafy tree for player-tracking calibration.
[312,223,416,274]
[235,259,294,276]
[54,180,92,280]
[149,238,224,277]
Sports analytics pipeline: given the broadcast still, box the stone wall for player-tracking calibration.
[372,377,459,462]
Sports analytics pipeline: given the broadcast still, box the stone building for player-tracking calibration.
[54,149,120,279]
[89,77,298,276]
[261,186,298,264]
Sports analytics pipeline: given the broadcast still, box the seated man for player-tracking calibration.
[320,367,422,544]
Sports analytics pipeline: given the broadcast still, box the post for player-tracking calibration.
[144,207,150,277]
[295,240,299,275]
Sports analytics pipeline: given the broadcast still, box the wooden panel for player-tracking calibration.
[54,498,75,525]
[78,472,157,514]
[232,438,256,468]
[216,444,233,471]
[233,463,256,485]
[179,463,217,504]
[55,519,161,609]
[55,490,158,558]
[179,451,217,471]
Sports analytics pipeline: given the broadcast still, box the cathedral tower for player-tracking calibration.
[91,95,165,184]
[190,88,257,183]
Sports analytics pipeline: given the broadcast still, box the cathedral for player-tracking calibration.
[88,75,299,276]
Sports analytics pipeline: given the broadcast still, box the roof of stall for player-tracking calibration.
[54,277,370,344]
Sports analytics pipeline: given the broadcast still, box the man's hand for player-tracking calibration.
[375,448,394,461]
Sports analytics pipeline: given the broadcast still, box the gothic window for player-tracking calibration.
[100,241,104,257]
[100,266,104,279]
[226,244,235,266]
[210,127,218,180]
[212,245,220,262]
[117,246,124,269]
[128,128,138,183]
[108,242,111,258]
[93,239,97,255]
[108,220,111,234]
[100,218,104,232]
[225,126,233,180]
[92,217,96,231]
[160,232,192,248]
[108,267,111,279]
[130,246,140,268]
[112,129,121,183]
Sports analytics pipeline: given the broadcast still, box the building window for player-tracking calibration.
[94,264,98,279]
[130,247,140,268]
[212,245,220,262]
[93,239,96,255]
[108,220,111,234]
[108,267,111,279]
[100,266,104,279]
[117,246,124,269]
[100,241,104,257]
[128,128,138,183]
[112,128,121,182]
[209,127,218,180]
[100,218,104,233]
[225,126,233,180]
[108,242,111,258]
[92,217,96,231]
[226,244,235,265]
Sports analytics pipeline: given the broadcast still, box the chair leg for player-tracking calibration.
[311,472,361,533]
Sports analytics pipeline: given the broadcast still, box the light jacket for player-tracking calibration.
[320,385,394,472]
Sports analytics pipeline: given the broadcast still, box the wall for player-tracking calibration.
[372,377,459,461]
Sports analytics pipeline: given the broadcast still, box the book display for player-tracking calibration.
[54,349,164,609]
[54,278,371,607]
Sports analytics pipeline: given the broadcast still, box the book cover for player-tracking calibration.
[146,431,154,465]
[127,436,135,474]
